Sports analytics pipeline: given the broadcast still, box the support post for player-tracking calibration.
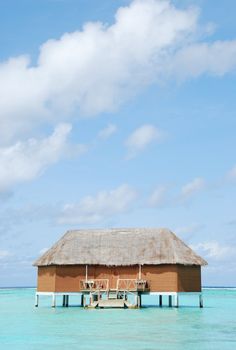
[159,295,163,307]
[138,264,142,280]
[62,295,66,307]
[81,294,84,307]
[174,293,179,308]
[136,294,141,308]
[35,294,39,307]
[89,293,93,306]
[65,295,69,307]
[168,295,172,307]
[139,293,142,308]
[52,293,56,308]
[199,294,203,308]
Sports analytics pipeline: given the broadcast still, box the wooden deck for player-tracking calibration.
[88,299,135,309]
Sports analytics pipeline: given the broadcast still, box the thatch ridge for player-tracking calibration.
[33,228,207,267]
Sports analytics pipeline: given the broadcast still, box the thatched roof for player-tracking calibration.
[34,228,207,267]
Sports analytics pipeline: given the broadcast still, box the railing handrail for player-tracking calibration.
[80,278,109,282]
[80,278,109,291]
[80,278,148,292]
[116,278,148,291]
[117,278,146,282]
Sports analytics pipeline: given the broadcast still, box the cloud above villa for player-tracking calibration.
[0,0,236,288]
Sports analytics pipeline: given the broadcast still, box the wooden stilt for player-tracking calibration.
[81,294,84,307]
[174,293,179,308]
[199,294,203,308]
[62,295,66,307]
[136,294,141,308]
[168,295,172,307]
[66,295,69,307]
[89,293,93,306]
[159,295,163,307]
[35,294,39,307]
[138,265,142,279]
[139,293,142,308]
[52,293,56,308]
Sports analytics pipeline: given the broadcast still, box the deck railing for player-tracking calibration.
[80,278,149,292]
[80,279,109,291]
[116,279,148,292]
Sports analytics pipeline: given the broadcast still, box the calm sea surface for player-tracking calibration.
[0,288,236,350]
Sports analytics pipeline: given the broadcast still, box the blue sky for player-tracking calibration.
[0,0,236,287]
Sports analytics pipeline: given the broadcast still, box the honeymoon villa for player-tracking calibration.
[34,228,207,308]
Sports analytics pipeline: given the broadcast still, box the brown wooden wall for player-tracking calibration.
[37,266,56,292]
[142,265,178,292]
[177,265,201,292]
[37,264,202,292]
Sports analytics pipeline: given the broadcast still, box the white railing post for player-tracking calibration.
[139,265,142,279]
[52,293,56,308]
[35,293,39,307]
[174,293,179,308]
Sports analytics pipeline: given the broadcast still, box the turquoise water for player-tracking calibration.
[0,288,236,349]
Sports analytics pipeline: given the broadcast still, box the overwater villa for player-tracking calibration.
[33,228,207,308]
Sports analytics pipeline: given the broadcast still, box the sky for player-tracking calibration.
[0,0,236,287]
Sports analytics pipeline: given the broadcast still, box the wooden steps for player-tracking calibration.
[99,299,125,308]
[108,292,118,299]
[87,299,136,309]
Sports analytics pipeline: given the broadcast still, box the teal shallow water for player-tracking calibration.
[0,288,236,350]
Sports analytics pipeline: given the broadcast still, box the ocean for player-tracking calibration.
[0,288,236,349]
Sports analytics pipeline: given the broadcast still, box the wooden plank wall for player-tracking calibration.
[37,264,202,292]
[55,265,85,292]
[177,265,201,292]
[37,266,56,292]
[142,265,178,292]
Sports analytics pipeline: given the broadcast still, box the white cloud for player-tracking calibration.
[0,123,83,192]
[180,177,205,200]
[175,223,204,235]
[0,250,11,260]
[59,184,138,224]
[98,123,117,140]
[148,178,206,209]
[125,124,163,158]
[148,185,168,207]
[1,0,236,143]
[191,241,236,261]
[227,165,236,180]
[170,41,236,80]
[39,248,49,255]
